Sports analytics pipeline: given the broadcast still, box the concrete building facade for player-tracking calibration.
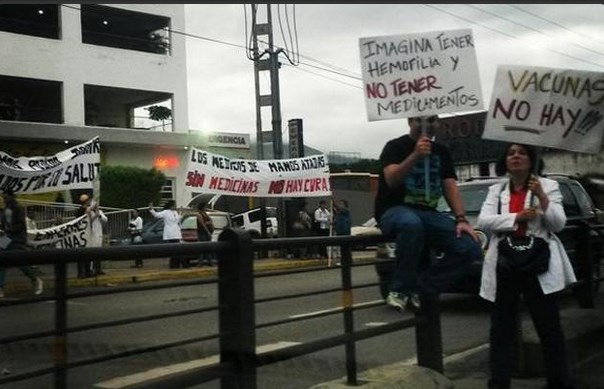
[0,4,215,207]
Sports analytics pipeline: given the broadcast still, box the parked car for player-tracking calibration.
[350,217,381,249]
[374,174,604,299]
[116,210,232,245]
[231,207,278,238]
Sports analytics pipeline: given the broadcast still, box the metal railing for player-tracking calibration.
[0,222,601,388]
[0,232,442,389]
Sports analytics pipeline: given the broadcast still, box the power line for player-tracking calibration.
[508,4,604,48]
[423,4,604,70]
[283,63,362,89]
[465,4,604,58]
[63,4,359,83]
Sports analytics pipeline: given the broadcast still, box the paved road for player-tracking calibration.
[3,251,604,389]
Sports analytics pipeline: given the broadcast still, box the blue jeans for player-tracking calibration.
[379,205,481,296]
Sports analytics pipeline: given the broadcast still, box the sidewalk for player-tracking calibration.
[1,252,376,296]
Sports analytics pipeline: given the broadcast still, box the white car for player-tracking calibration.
[231,207,279,238]
[350,217,382,249]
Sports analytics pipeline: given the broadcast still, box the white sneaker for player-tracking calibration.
[386,292,421,313]
[33,278,43,296]
[386,292,407,311]
[0,288,4,298]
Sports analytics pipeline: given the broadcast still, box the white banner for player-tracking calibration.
[0,137,101,194]
[359,28,483,121]
[483,65,604,154]
[27,215,92,249]
[185,148,332,198]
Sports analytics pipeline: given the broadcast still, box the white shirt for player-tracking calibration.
[150,208,182,241]
[314,207,331,230]
[129,216,143,233]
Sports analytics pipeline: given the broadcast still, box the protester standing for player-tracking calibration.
[84,195,108,275]
[149,200,182,268]
[478,143,576,389]
[129,209,144,268]
[290,201,313,258]
[196,201,215,266]
[76,194,94,278]
[333,199,351,260]
[313,200,331,258]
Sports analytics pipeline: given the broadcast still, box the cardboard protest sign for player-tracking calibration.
[185,147,332,198]
[27,215,91,249]
[0,137,101,194]
[359,28,484,121]
[483,65,604,154]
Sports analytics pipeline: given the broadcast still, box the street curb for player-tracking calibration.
[4,255,376,294]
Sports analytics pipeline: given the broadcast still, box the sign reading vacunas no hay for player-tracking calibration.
[359,28,484,121]
[0,137,101,194]
[185,147,332,198]
[483,65,604,154]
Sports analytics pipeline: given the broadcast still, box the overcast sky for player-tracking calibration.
[183,4,604,160]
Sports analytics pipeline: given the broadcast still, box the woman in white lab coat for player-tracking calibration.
[478,143,576,389]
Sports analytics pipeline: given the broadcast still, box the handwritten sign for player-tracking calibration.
[483,65,604,154]
[0,137,101,194]
[27,215,91,249]
[359,28,483,121]
[185,147,332,198]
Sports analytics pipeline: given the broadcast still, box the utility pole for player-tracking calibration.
[251,4,286,245]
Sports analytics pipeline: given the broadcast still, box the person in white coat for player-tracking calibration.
[477,143,576,389]
[149,200,182,268]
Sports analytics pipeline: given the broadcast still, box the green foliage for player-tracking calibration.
[100,165,166,209]
[329,159,381,174]
[146,105,172,121]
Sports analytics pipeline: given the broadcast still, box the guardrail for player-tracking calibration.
[0,231,442,389]
[0,222,601,389]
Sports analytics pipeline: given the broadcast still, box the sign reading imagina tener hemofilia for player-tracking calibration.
[359,28,484,121]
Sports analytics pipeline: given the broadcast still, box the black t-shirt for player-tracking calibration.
[374,134,457,221]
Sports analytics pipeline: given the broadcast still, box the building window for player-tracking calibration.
[0,4,60,39]
[160,178,175,206]
[84,84,172,130]
[80,5,170,55]
[0,75,62,124]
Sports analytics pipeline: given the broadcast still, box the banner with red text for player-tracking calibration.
[359,28,484,121]
[185,147,332,198]
[0,137,101,194]
[483,65,604,154]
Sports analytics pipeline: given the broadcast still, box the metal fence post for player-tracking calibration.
[340,244,358,385]
[218,228,256,389]
[415,294,443,373]
[54,261,67,389]
[577,222,595,309]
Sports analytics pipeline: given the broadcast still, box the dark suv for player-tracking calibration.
[374,174,603,298]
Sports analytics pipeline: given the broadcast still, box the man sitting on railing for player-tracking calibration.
[375,115,482,313]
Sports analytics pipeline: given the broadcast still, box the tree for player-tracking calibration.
[146,105,172,131]
[99,166,166,209]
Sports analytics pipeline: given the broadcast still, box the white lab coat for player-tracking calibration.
[87,208,108,248]
[477,177,576,302]
[150,208,182,241]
